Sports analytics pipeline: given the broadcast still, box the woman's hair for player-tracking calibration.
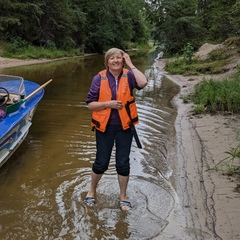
[104,48,124,68]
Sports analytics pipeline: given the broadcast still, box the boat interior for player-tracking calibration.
[0,75,25,111]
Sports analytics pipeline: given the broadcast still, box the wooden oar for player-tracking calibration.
[6,79,52,114]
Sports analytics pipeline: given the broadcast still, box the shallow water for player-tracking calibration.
[0,54,180,239]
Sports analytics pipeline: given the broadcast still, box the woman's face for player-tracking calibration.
[107,51,124,71]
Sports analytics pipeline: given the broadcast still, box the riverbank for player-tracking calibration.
[156,59,240,239]
[0,55,98,69]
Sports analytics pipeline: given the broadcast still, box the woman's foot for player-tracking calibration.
[84,197,95,206]
[120,200,132,211]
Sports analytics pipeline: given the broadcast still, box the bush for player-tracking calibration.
[2,40,83,59]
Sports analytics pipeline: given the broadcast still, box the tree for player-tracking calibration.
[83,0,149,52]
[202,0,240,41]
[146,0,204,54]
[0,0,149,52]
[0,0,43,43]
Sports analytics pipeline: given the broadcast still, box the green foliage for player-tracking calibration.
[2,42,83,59]
[165,56,228,75]
[210,129,240,175]
[82,0,149,52]
[183,43,194,64]
[1,0,239,55]
[146,0,240,55]
[201,0,240,42]
[165,36,239,75]
[165,57,198,75]
[191,75,240,114]
[5,37,29,54]
[0,0,149,53]
[146,0,204,54]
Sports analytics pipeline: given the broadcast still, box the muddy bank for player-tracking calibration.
[0,55,98,69]
[156,59,240,240]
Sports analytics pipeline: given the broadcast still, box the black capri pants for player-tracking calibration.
[92,124,133,176]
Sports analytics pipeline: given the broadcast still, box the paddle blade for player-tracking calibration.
[6,99,26,114]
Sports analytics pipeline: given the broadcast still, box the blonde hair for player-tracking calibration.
[104,48,124,68]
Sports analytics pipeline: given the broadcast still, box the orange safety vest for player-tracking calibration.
[91,69,139,132]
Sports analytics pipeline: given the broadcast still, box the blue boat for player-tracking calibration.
[0,74,52,167]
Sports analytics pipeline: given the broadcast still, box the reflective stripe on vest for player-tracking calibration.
[91,69,139,132]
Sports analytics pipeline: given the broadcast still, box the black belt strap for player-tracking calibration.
[125,101,142,149]
[91,118,100,131]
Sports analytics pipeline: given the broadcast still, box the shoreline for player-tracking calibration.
[156,59,240,239]
[0,56,72,69]
[0,54,98,69]
[1,56,239,239]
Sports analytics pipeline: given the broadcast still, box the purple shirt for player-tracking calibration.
[86,69,142,125]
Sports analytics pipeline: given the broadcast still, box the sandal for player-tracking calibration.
[120,200,132,211]
[84,197,95,206]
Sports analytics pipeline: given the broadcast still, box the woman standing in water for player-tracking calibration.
[84,48,147,211]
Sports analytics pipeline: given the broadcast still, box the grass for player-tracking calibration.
[165,57,228,75]
[0,40,83,59]
[209,128,240,175]
[190,74,240,114]
[211,144,240,175]
[2,45,83,59]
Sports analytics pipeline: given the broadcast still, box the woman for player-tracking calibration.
[84,48,147,211]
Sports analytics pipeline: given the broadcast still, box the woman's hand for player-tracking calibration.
[110,100,123,109]
[122,52,148,88]
[122,53,133,68]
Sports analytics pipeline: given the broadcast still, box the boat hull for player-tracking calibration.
[0,79,44,167]
[0,107,37,166]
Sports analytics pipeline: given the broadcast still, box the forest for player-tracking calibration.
[0,0,239,55]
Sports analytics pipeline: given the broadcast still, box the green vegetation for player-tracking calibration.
[0,40,152,60]
[165,56,228,75]
[147,0,240,55]
[1,39,83,59]
[0,0,150,55]
[169,37,240,115]
[165,41,233,75]
[210,129,240,175]
[1,0,240,56]
[191,76,240,114]
[214,145,240,175]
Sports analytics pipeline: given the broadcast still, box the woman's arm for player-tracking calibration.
[88,100,123,111]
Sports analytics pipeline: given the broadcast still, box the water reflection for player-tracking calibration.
[0,54,179,239]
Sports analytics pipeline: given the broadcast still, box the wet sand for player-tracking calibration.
[156,59,240,239]
[0,56,85,69]
[1,56,240,239]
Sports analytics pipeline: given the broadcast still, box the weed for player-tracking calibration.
[210,144,240,175]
